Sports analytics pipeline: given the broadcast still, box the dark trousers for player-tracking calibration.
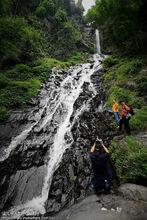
[119,117,130,134]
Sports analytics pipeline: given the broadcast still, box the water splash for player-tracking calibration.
[2,56,102,218]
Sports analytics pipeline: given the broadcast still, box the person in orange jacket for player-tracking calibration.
[119,102,131,134]
[112,100,120,125]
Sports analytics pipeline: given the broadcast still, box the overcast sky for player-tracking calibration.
[74,0,95,14]
[82,0,95,14]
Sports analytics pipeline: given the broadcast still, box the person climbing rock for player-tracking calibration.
[112,99,120,125]
[89,137,112,194]
[119,101,131,134]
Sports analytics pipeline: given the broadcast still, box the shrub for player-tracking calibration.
[0,73,9,89]
[0,16,47,67]
[6,64,33,80]
[130,106,147,131]
[54,9,68,25]
[103,56,118,68]
[116,59,143,76]
[0,79,41,109]
[136,75,147,96]
[107,86,134,105]
[110,136,147,182]
[35,0,56,18]
[0,106,9,121]
[68,52,89,64]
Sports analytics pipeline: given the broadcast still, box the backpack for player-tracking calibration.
[125,104,134,119]
[129,106,134,116]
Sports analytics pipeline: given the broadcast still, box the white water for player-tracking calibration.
[2,55,102,218]
[95,29,101,55]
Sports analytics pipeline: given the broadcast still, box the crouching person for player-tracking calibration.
[89,138,113,195]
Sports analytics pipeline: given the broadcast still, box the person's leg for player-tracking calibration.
[119,118,123,131]
[124,118,131,134]
[114,112,120,125]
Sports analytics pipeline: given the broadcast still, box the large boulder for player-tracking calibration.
[118,183,147,202]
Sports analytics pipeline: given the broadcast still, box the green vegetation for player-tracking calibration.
[0,16,47,67]
[104,56,145,108]
[0,53,89,121]
[130,106,147,131]
[0,0,92,122]
[104,55,147,183]
[110,136,147,182]
[86,0,147,53]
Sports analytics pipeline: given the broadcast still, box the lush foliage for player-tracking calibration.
[110,136,147,182]
[0,0,92,121]
[130,106,147,131]
[86,0,147,53]
[104,56,145,108]
[0,53,89,121]
[0,16,47,67]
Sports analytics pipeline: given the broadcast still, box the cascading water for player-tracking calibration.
[1,55,103,218]
[95,29,101,55]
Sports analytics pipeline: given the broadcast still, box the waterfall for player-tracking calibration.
[95,29,101,55]
[1,55,103,218]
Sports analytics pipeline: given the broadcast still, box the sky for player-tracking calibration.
[75,0,95,14]
[82,0,95,14]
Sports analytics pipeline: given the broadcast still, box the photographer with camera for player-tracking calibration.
[89,137,112,194]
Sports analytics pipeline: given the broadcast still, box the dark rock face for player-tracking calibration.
[0,166,45,211]
[0,60,117,218]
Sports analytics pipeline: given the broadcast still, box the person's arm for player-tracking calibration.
[98,138,109,153]
[90,142,96,153]
[101,141,109,153]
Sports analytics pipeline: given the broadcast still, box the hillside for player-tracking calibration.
[0,0,93,121]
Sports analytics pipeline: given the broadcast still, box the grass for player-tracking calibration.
[104,55,147,183]
[130,106,147,131]
[104,56,146,109]
[110,136,147,182]
[0,53,89,122]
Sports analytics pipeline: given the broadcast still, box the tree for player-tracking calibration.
[86,0,144,52]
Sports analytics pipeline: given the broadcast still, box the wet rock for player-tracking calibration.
[0,58,118,217]
[118,183,147,202]
[55,193,147,220]
[0,165,46,210]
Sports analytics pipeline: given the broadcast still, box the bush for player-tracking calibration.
[0,16,47,67]
[54,9,68,25]
[0,73,9,89]
[130,106,147,131]
[0,78,41,109]
[6,64,33,80]
[0,106,9,121]
[116,59,143,76]
[103,56,118,68]
[106,85,144,109]
[35,0,56,18]
[68,52,89,65]
[136,75,147,96]
[110,136,147,182]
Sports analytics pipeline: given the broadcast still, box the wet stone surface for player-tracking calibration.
[0,60,118,217]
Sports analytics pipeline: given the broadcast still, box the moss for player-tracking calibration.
[110,136,147,182]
